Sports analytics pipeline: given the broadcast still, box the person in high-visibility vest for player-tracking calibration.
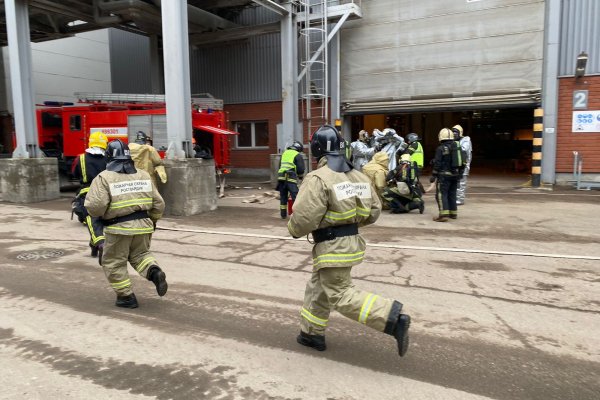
[71,131,108,262]
[404,133,424,176]
[277,141,305,219]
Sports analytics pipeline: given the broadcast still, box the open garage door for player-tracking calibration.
[351,107,535,176]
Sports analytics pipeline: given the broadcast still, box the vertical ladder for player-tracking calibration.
[299,0,328,141]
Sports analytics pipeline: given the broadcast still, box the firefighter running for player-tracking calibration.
[128,131,168,188]
[277,141,305,219]
[85,139,167,309]
[71,131,108,262]
[288,125,411,357]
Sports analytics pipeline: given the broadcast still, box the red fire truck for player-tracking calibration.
[35,92,238,178]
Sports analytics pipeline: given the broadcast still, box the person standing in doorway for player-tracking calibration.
[288,124,411,358]
[430,128,461,222]
[452,125,472,205]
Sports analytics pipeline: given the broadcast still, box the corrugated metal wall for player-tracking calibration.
[109,29,152,94]
[190,6,281,104]
[559,0,600,76]
[340,0,545,103]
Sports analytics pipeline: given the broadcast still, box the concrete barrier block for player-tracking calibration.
[0,158,60,203]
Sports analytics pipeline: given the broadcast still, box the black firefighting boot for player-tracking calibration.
[296,331,327,351]
[147,266,168,297]
[384,300,411,357]
[97,244,104,266]
[418,202,425,214]
[280,209,287,219]
[432,215,448,222]
[90,245,98,257]
[115,293,138,309]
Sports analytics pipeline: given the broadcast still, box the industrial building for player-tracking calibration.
[1,1,599,208]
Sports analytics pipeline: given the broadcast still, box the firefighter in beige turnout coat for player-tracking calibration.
[85,139,167,309]
[288,125,411,357]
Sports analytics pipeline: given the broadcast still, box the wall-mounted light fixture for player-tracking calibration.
[575,51,588,78]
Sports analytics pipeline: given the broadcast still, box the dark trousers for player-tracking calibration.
[73,194,105,249]
[277,181,299,218]
[383,186,423,214]
[435,176,458,218]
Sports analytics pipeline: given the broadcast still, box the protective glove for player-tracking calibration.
[156,166,168,183]
[429,176,436,183]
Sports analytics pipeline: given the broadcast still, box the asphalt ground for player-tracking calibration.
[1,175,599,399]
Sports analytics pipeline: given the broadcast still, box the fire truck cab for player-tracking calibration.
[35,93,238,178]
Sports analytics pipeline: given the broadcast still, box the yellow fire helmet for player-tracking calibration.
[88,131,108,149]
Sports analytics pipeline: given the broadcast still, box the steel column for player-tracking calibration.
[540,0,561,184]
[280,2,297,147]
[6,0,39,158]
[161,0,192,159]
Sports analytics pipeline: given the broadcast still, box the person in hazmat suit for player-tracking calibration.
[451,124,472,205]
[361,151,389,207]
[128,131,167,188]
[382,153,425,214]
[85,139,167,309]
[287,124,411,357]
[71,131,108,261]
[277,141,305,219]
[350,130,375,171]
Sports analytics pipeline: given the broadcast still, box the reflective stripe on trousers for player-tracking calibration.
[300,267,394,336]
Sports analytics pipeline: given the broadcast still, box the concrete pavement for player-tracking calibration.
[0,176,599,399]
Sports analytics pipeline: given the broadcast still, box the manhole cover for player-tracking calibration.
[16,249,65,261]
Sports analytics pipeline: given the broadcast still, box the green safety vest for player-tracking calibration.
[278,149,299,183]
[410,142,424,168]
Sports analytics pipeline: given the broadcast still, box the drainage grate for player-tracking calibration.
[16,249,65,261]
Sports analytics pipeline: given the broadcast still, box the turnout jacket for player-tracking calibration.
[72,152,107,195]
[288,157,381,269]
[84,169,165,235]
[432,140,461,177]
[128,143,167,186]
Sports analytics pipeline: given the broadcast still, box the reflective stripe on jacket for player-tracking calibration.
[84,169,165,235]
[287,157,381,269]
[278,149,300,183]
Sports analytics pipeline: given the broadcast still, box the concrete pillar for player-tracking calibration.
[5,0,38,158]
[159,158,217,216]
[330,31,340,126]
[0,158,60,202]
[161,1,193,159]
[281,3,298,146]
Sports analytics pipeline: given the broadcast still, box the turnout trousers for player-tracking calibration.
[102,232,159,296]
[277,181,299,218]
[435,175,459,218]
[300,266,395,336]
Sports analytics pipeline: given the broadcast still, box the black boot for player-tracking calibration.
[148,266,168,296]
[98,245,103,266]
[90,246,98,257]
[296,331,326,351]
[280,210,287,219]
[116,293,138,309]
[384,300,411,357]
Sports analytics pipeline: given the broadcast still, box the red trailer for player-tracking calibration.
[35,93,238,179]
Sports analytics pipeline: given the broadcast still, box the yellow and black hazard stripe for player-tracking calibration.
[532,109,543,187]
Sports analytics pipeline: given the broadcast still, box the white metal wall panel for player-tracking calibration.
[341,0,545,104]
[559,0,600,76]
